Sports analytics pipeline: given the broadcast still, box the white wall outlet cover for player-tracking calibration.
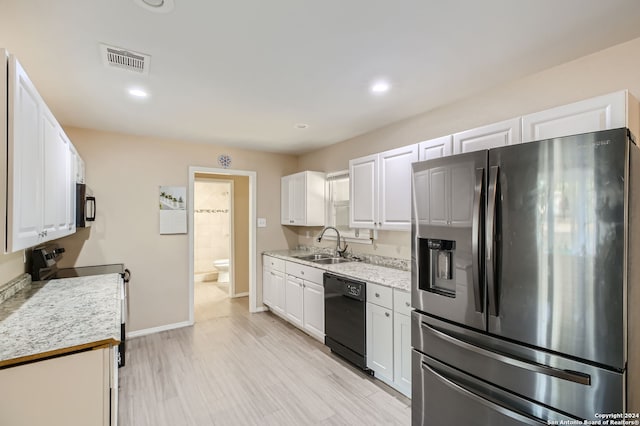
[257,218,267,228]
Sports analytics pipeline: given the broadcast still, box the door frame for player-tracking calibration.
[188,166,258,324]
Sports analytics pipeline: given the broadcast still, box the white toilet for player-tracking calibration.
[213,259,230,283]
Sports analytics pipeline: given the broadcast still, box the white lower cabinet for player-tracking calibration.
[366,283,412,397]
[285,274,304,328]
[271,270,286,316]
[367,302,394,384]
[263,255,325,342]
[263,255,286,316]
[0,347,117,426]
[302,280,324,341]
[393,311,412,397]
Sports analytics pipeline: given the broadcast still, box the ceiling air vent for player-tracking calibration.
[100,43,150,75]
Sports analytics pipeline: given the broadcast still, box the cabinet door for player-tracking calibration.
[366,302,393,383]
[0,348,111,426]
[453,118,521,154]
[285,275,304,328]
[67,142,77,232]
[522,91,628,143]
[290,172,306,225]
[393,312,412,397]
[349,154,378,229]
[262,263,272,308]
[280,175,291,224]
[271,271,286,316]
[378,145,418,231]
[303,280,324,342]
[418,135,453,161]
[42,108,71,240]
[7,55,43,252]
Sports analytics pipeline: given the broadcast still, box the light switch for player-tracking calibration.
[257,218,267,228]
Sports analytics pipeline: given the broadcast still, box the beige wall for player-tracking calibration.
[297,36,640,259]
[56,127,298,332]
[0,251,26,285]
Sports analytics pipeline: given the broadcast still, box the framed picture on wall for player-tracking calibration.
[159,185,187,234]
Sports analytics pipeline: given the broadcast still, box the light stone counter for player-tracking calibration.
[264,250,411,292]
[0,273,122,368]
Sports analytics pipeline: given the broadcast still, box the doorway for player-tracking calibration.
[188,167,258,325]
[194,178,233,302]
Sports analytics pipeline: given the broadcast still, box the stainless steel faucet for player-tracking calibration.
[316,226,348,257]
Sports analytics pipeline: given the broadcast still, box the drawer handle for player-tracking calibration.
[385,312,390,317]
[375,293,380,298]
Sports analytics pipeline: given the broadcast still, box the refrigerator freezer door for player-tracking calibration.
[412,151,487,331]
[412,311,624,421]
[412,350,577,426]
[488,128,628,369]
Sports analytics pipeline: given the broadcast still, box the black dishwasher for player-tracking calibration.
[324,272,369,371]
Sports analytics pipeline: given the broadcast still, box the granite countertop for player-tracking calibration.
[0,273,122,368]
[264,249,411,292]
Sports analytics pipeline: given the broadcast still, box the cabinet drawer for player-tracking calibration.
[285,261,324,284]
[264,255,285,272]
[393,289,412,316]
[367,282,392,309]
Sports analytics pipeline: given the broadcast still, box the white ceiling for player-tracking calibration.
[3,1,640,154]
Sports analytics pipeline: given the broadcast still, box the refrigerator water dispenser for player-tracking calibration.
[419,238,456,297]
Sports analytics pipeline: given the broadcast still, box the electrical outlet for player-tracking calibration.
[257,218,267,228]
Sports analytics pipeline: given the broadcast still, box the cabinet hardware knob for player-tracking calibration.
[405,302,410,307]
[385,312,390,317]
[301,271,304,275]
[375,293,380,297]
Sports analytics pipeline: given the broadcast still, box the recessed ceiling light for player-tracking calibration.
[128,88,148,98]
[133,0,174,13]
[371,80,391,94]
[294,123,309,129]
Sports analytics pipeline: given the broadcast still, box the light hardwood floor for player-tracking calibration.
[118,281,411,425]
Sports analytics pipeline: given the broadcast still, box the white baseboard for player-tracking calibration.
[252,306,268,313]
[231,292,249,298]
[127,320,192,338]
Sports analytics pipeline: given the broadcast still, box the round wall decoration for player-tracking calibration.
[218,154,232,169]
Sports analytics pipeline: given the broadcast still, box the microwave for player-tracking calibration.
[76,183,96,227]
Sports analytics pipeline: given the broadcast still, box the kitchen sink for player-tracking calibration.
[293,253,333,261]
[311,257,352,265]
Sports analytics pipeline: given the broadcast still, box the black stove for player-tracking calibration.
[30,243,130,367]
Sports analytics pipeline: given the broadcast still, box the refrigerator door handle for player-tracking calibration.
[420,320,591,386]
[486,166,499,316]
[471,168,484,313]
[421,361,546,425]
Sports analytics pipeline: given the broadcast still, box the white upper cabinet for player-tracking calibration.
[281,171,325,226]
[6,52,77,252]
[349,153,377,229]
[379,145,419,230]
[7,54,44,251]
[418,135,453,161]
[350,144,418,231]
[453,117,522,154]
[522,90,640,142]
[42,106,74,240]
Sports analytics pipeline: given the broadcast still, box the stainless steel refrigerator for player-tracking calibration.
[411,128,640,425]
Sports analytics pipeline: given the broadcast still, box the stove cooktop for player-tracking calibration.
[54,264,125,279]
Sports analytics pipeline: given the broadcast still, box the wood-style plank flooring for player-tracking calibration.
[118,281,411,425]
